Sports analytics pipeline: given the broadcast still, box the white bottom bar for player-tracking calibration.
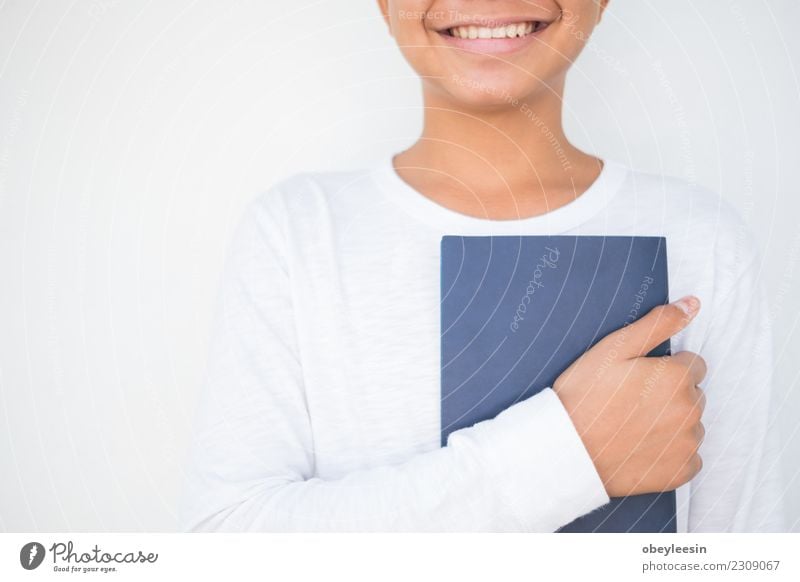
[1,533,798,581]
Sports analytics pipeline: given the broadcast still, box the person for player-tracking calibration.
[179,0,785,532]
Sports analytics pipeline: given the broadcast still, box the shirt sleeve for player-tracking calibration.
[178,191,610,532]
[686,213,787,532]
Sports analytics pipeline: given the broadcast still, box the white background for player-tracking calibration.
[0,0,798,531]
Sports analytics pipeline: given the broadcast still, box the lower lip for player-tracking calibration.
[436,26,548,56]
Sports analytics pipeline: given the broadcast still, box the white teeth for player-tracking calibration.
[449,21,542,40]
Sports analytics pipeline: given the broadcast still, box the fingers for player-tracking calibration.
[694,385,706,413]
[695,420,706,444]
[597,296,701,360]
[671,351,708,385]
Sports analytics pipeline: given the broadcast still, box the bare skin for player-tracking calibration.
[554,297,706,496]
[377,0,706,494]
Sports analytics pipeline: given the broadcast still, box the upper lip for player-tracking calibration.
[430,15,556,32]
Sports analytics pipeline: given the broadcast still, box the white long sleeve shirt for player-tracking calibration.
[179,157,786,532]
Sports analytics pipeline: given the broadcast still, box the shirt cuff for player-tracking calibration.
[464,387,611,531]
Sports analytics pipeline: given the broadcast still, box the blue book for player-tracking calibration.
[440,235,676,533]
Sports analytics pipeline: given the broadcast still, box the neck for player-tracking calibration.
[394,81,602,219]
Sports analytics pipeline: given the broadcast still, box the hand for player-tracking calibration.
[553,296,706,497]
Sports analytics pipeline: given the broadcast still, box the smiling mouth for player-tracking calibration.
[442,21,551,40]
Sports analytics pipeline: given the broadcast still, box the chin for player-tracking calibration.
[438,72,551,110]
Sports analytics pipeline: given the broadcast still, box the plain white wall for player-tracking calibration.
[0,0,798,531]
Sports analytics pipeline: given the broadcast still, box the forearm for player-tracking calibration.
[181,389,609,532]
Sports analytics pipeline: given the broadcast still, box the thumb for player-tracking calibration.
[599,296,701,359]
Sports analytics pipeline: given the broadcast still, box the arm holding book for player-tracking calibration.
[180,199,609,532]
[181,200,707,532]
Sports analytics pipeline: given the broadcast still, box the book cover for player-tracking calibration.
[440,235,675,533]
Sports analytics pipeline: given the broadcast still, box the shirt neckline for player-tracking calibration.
[370,154,628,235]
